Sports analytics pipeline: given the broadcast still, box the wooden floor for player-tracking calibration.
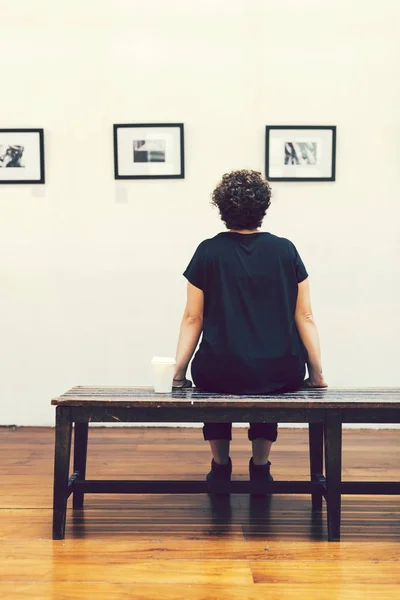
[1,427,399,600]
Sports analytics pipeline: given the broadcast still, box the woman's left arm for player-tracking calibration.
[174,282,204,384]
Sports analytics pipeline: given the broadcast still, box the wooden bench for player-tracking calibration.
[51,386,400,541]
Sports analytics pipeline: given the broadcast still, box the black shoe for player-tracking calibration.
[249,457,273,496]
[206,458,232,494]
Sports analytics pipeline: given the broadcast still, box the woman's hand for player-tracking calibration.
[172,376,192,389]
[173,374,186,387]
[303,372,328,388]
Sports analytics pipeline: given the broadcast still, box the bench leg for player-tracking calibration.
[325,409,342,542]
[52,407,72,540]
[309,422,324,510]
[73,422,89,510]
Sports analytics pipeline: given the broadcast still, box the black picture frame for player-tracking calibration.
[113,123,185,180]
[265,125,336,182]
[0,128,45,184]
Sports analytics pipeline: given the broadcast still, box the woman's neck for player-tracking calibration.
[229,229,259,235]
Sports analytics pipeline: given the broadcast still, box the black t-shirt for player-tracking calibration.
[183,232,308,394]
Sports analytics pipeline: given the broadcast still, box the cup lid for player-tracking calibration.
[151,356,176,365]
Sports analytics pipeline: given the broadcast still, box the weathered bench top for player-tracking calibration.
[51,387,400,409]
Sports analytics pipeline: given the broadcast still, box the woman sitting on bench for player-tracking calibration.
[173,169,327,487]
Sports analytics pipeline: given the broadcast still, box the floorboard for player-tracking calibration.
[0,426,399,599]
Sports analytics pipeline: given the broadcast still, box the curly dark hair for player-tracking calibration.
[211,170,272,230]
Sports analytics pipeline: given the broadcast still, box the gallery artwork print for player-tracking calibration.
[133,139,166,163]
[0,129,45,184]
[0,144,25,168]
[266,126,336,182]
[284,141,317,166]
[114,123,184,179]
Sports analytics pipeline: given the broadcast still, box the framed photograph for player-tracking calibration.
[113,123,185,180]
[265,126,336,182]
[0,129,45,184]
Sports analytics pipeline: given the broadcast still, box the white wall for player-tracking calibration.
[1,0,399,426]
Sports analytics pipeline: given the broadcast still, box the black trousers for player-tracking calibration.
[193,356,306,444]
[203,422,278,442]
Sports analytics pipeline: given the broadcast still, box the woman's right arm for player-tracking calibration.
[295,278,328,388]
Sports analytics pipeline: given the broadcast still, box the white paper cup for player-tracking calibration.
[151,356,176,393]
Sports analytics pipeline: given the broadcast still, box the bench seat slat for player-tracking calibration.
[51,387,400,409]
